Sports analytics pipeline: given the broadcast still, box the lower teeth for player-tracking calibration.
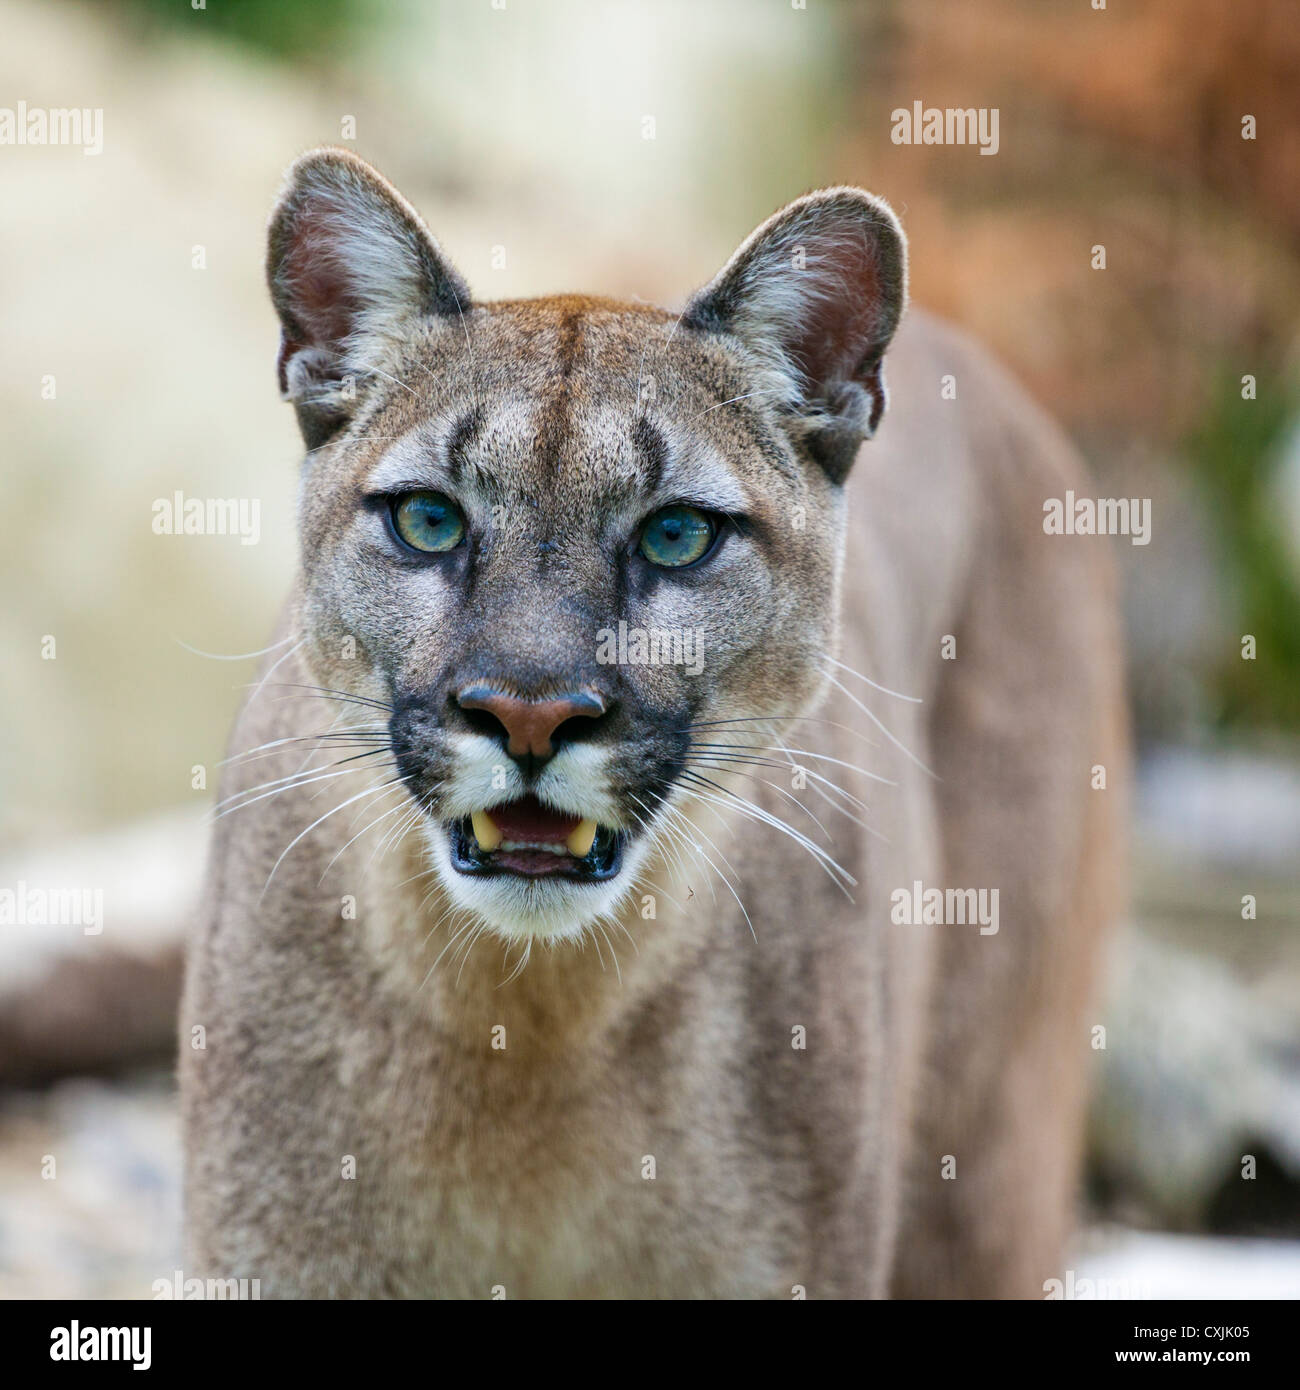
[459,822,613,868]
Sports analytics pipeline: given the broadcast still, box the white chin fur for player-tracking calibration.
[420,820,651,943]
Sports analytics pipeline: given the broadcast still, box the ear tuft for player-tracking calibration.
[684,188,907,481]
[267,148,470,448]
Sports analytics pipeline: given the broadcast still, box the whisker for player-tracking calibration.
[318,786,415,883]
[585,921,610,974]
[357,362,417,397]
[656,795,758,942]
[284,708,376,783]
[686,756,878,828]
[222,730,391,767]
[592,919,622,983]
[304,434,417,458]
[659,795,747,884]
[685,746,875,815]
[741,720,880,829]
[264,682,394,713]
[678,779,856,902]
[629,794,719,907]
[679,714,879,748]
[499,935,533,987]
[684,387,781,425]
[445,282,482,418]
[259,776,406,901]
[419,906,477,990]
[602,907,639,956]
[682,754,838,841]
[173,634,297,662]
[625,801,692,904]
[246,637,307,708]
[684,759,876,836]
[676,771,857,896]
[370,789,435,865]
[688,741,895,787]
[821,671,937,779]
[210,753,392,820]
[645,791,756,921]
[455,920,493,986]
[820,653,922,703]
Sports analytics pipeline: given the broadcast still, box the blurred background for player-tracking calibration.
[1,0,1298,1297]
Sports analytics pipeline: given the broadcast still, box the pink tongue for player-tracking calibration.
[490,795,580,845]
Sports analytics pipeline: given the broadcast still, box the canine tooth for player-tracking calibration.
[470,810,502,852]
[566,818,598,858]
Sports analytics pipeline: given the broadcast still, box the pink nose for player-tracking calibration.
[456,687,607,762]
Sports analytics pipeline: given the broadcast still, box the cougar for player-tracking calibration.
[180,149,1125,1298]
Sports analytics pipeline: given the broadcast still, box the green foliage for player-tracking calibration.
[1186,371,1300,730]
[121,0,381,60]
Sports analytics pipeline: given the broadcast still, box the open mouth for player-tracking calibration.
[448,795,625,881]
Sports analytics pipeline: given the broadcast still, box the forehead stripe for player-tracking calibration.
[535,308,586,473]
[444,405,484,484]
[632,415,668,495]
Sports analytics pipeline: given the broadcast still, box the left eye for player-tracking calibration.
[638,504,717,568]
[391,491,466,553]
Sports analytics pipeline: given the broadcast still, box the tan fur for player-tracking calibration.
[181,152,1125,1298]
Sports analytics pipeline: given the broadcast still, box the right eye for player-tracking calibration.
[390,491,466,554]
[637,504,718,568]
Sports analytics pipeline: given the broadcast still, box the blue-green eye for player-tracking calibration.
[392,491,466,553]
[638,505,717,568]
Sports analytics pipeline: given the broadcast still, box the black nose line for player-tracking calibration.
[454,684,607,717]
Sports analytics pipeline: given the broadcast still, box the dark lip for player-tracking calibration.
[447,817,626,883]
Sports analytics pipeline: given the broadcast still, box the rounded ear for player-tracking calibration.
[683,187,907,481]
[267,148,471,448]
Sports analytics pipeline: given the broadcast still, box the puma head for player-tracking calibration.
[267,147,906,941]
